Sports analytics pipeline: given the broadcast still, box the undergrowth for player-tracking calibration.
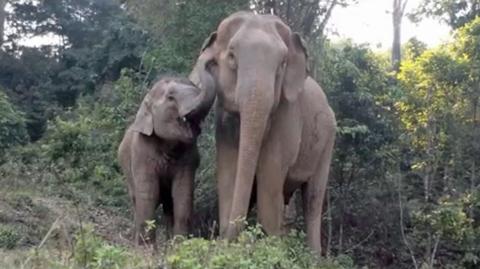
[1,224,355,269]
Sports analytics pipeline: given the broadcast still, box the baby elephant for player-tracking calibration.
[118,72,215,245]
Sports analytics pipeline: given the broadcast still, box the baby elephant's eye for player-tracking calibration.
[166,95,175,101]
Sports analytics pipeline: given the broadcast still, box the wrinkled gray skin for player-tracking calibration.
[189,11,336,256]
[118,74,215,246]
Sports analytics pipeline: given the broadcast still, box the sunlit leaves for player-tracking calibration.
[397,47,468,150]
[395,17,480,267]
[411,0,480,29]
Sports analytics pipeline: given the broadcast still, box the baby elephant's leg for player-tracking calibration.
[171,167,194,236]
[134,170,160,246]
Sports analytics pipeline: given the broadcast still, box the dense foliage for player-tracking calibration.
[1,0,480,268]
[0,90,28,161]
[411,0,480,29]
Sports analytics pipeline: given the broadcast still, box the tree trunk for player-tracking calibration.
[326,188,332,257]
[0,0,7,47]
[470,97,478,217]
[424,86,436,203]
[392,0,408,72]
[392,22,401,71]
[285,0,291,23]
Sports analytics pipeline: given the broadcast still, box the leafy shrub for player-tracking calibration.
[0,225,21,249]
[1,224,357,268]
[74,225,143,269]
[166,225,355,269]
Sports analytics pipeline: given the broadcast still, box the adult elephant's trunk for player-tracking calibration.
[188,69,216,121]
[185,59,216,121]
[225,70,275,238]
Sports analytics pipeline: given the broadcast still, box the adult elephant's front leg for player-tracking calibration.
[216,111,239,237]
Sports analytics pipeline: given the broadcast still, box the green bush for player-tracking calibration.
[0,225,21,249]
[166,225,355,269]
[74,225,143,269]
[1,224,358,268]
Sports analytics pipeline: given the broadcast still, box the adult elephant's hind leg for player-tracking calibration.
[302,139,334,256]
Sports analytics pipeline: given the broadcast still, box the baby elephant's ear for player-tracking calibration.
[131,93,153,135]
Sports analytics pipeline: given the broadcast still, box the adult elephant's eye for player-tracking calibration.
[227,51,237,70]
[167,95,175,102]
[281,57,287,69]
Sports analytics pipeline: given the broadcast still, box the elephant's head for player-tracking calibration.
[192,12,307,111]
[190,12,308,237]
[131,75,215,144]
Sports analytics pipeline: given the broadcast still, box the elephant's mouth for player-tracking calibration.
[178,114,201,138]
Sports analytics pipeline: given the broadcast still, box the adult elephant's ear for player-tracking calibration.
[282,32,308,102]
[131,93,153,135]
[189,31,217,89]
[201,31,217,52]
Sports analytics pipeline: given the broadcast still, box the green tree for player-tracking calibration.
[251,0,357,39]
[0,48,56,140]
[1,0,148,140]
[395,18,480,266]
[403,37,428,61]
[412,0,480,29]
[140,0,248,74]
[250,0,358,76]
[0,90,28,162]
[309,41,402,266]
[451,16,480,224]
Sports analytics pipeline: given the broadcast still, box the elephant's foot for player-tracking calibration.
[223,216,247,239]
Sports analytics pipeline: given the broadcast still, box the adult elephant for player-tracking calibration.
[189,11,336,255]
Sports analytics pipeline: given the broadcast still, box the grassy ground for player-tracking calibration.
[0,151,355,269]
[0,187,136,268]
[0,187,356,269]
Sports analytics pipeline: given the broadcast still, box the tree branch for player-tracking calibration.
[344,230,375,253]
[317,0,338,38]
[429,234,441,267]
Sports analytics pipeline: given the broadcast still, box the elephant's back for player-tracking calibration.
[301,77,336,131]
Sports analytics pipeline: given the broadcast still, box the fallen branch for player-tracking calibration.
[22,216,64,269]
[344,230,375,253]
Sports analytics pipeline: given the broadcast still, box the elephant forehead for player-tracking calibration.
[217,11,251,37]
[216,12,289,48]
[174,84,200,100]
[149,80,168,98]
[149,79,198,99]
[219,11,285,30]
